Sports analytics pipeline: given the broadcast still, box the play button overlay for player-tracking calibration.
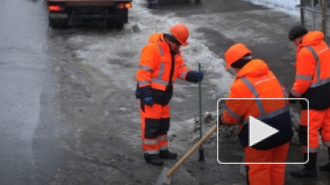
[216,98,309,165]
[249,116,278,147]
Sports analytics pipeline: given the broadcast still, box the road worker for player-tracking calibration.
[219,43,293,185]
[288,24,330,177]
[135,24,204,166]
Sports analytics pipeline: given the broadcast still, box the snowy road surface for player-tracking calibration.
[1,0,329,184]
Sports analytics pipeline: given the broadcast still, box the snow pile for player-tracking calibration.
[245,0,301,16]
[68,0,233,92]
[130,0,231,76]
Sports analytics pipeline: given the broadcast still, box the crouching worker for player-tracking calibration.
[135,24,203,166]
[218,43,293,185]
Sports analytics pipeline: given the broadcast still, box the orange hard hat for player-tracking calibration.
[170,24,189,46]
[224,43,252,69]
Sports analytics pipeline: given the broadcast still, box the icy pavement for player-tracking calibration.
[47,0,330,184]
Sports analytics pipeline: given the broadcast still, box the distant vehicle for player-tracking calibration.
[148,0,201,9]
[46,0,133,28]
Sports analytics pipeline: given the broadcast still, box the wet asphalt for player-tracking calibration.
[0,0,66,184]
[0,0,329,185]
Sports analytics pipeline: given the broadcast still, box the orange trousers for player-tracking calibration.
[245,142,290,185]
[299,108,330,153]
[140,102,170,155]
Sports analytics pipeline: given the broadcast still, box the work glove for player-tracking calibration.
[186,71,204,83]
[195,71,204,82]
[143,97,154,106]
[288,92,298,104]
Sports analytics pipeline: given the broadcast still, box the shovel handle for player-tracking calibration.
[198,63,202,140]
[166,124,217,177]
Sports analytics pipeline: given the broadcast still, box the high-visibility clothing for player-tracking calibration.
[140,102,170,155]
[298,108,330,153]
[136,33,194,155]
[291,31,330,153]
[291,31,330,110]
[221,59,293,150]
[220,59,292,185]
[245,142,290,185]
[136,33,191,93]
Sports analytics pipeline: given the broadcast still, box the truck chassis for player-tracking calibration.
[47,0,132,28]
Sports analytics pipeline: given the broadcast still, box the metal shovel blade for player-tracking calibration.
[156,167,171,185]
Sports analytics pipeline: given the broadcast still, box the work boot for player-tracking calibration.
[160,149,177,159]
[144,154,163,166]
[291,153,317,177]
[319,147,330,171]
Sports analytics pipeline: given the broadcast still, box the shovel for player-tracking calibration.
[156,124,217,185]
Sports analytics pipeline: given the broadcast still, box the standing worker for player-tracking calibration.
[219,43,293,185]
[135,24,204,166]
[288,24,330,177]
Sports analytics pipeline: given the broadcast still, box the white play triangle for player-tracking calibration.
[249,116,279,147]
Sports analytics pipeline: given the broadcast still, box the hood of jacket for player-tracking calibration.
[297,31,325,52]
[236,59,269,79]
[148,33,171,53]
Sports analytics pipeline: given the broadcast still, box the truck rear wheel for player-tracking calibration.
[106,21,124,29]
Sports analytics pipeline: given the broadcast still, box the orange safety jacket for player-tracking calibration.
[291,31,330,110]
[136,33,192,105]
[221,59,293,149]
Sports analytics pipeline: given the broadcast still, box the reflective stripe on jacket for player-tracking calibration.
[221,59,293,149]
[291,31,330,110]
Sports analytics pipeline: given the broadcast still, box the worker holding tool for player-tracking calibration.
[287,24,330,177]
[218,43,293,185]
[135,24,204,166]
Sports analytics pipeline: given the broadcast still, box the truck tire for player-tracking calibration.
[106,20,124,29]
[116,23,124,29]
[49,17,69,29]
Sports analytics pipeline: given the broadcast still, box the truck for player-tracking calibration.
[46,0,133,28]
